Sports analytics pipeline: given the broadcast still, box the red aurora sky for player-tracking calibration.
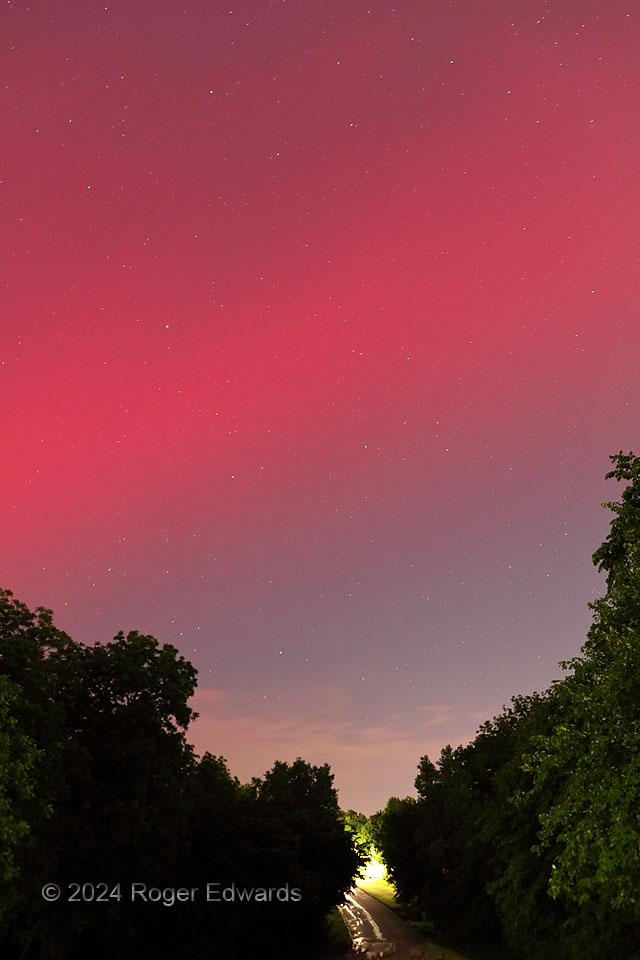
[3,0,640,812]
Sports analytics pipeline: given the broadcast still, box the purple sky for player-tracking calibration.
[3,0,639,813]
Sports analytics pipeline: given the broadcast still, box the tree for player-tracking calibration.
[413,743,499,940]
[481,694,570,959]
[0,676,40,889]
[0,590,83,956]
[0,591,199,959]
[250,758,363,909]
[380,695,566,952]
[0,591,363,958]
[524,452,640,957]
[341,809,373,858]
[376,796,419,907]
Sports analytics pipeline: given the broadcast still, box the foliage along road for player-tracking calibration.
[339,886,426,959]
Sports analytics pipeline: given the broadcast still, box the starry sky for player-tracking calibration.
[3,0,639,814]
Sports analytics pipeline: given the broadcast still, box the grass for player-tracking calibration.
[324,906,352,950]
[302,907,353,959]
[415,935,509,960]
[355,875,398,908]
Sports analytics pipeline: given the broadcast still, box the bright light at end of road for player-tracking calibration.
[360,853,387,882]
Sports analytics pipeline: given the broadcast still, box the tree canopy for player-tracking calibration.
[0,589,361,959]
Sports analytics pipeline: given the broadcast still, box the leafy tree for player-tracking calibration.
[185,757,363,959]
[0,592,199,958]
[0,590,82,955]
[413,743,499,940]
[250,758,363,910]
[0,676,40,889]
[1,589,363,959]
[480,693,570,959]
[366,809,384,848]
[376,796,419,907]
[380,695,570,951]
[341,809,375,858]
[523,452,640,957]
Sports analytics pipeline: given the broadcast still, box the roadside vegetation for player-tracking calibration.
[323,906,353,952]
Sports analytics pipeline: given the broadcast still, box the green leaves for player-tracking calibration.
[0,676,40,890]
[527,634,640,913]
[520,452,640,953]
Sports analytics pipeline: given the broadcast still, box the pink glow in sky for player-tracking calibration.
[3,0,639,812]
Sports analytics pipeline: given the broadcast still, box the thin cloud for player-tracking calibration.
[189,686,478,813]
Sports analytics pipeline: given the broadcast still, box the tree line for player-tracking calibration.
[373,451,640,959]
[0,590,362,958]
